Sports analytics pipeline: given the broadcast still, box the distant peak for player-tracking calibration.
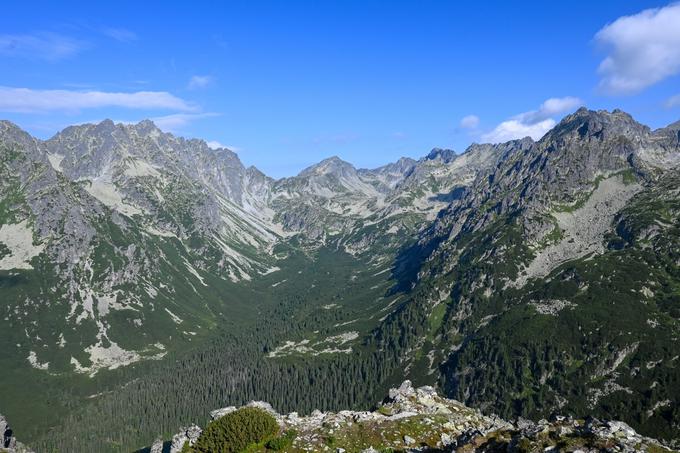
[134,119,161,135]
[320,155,349,165]
[0,120,34,144]
[0,119,25,134]
[96,119,116,129]
[425,148,457,163]
[563,107,634,123]
[299,155,356,177]
[136,119,156,128]
[544,107,648,142]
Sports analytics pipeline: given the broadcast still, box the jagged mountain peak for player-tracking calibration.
[0,120,38,149]
[424,147,457,163]
[133,118,160,133]
[0,119,26,133]
[369,156,417,175]
[543,107,650,144]
[96,118,116,128]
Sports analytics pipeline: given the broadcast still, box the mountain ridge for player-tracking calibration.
[2,108,680,451]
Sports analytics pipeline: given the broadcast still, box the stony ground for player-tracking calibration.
[166,381,678,453]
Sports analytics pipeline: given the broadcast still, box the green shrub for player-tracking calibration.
[193,407,279,453]
[264,429,297,451]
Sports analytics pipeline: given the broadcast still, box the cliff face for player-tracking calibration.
[165,381,676,453]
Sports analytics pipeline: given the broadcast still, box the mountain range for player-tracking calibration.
[1,107,679,451]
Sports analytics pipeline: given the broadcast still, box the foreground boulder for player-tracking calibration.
[161,381,677,452]
[0,415,34,453]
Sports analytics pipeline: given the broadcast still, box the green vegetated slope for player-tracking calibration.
[368,110,680,445]
[439,169,680,441]
[28,244,404,452]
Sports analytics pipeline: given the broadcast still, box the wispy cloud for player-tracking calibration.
[460,114,480,129]
[595,3,680,95]
[151,112,220,132]
[206,140,225,149]
[482,97,583,143]
[101,27,138,43]
[0,86,197,113]
[0,32,87,61]
[666,93,680,109]
[188,75,214,90]
[207,140,240,152]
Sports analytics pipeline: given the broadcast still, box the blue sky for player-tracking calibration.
[2,1,680,177]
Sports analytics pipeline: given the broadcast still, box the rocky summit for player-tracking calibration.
[164,381,676,453]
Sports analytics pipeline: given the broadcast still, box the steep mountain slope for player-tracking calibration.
[372,108,680,444]
[0,119,283,381]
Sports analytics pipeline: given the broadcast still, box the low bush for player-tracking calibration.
[193,407,279,453]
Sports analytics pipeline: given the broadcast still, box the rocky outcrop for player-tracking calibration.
[0,414,34,453]
[169,424,202,453]
[149,437,164,453]
[161,381,676,452]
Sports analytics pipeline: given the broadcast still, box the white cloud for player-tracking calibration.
[206,140,224,149]
[102,27,138,43]
[0,87,197,113]
[595,3,680,94]
[516,97,583,123]
[666,93,680,108]
[482,97,583,143]
[482,119,557,143]
[151,113,219,132]
[188,75,214,90]
[460,114,480,129]
[0,32,86,61]
[207,141,240,152]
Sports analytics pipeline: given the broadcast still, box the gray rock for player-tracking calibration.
[0,413,34,453]
[169,424,202,453]
[210,406,237,420]
[150,437,164,453]
[388,380,415,401]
